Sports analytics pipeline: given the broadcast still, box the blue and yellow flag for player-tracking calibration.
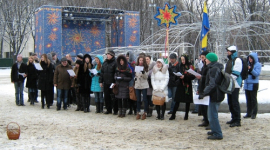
[200,1,210,51]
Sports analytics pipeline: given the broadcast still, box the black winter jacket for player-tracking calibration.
[38,61,54,91]
[197,63,209,95]
[11,62,28,83]
[99,57,117,84]
[26,63,38,89]
[168,61,181,87]
[203,62,225,102]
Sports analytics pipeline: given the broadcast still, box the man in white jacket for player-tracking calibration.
[225,46,243,127]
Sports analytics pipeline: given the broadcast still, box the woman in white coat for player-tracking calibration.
[151,59,169,120]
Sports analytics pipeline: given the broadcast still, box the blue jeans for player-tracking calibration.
[208,102,223,138]
[57,89,69,109]
[168,87,177,112]
[14,82,24,105]
[135,89,148,113]
[94,92,104,103]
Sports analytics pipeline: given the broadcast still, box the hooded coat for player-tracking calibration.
[77,54,93,95]
[114,55,132,99]
[91,55,104,92]
[203,61,225,102]
[174,55,195,103]
[38,61,54,91]
[244,52,261,91]
[147,60,156,95]
[151,59,169,102]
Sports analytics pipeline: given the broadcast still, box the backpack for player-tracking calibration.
[214,67,235,94]
[233,57,248,80]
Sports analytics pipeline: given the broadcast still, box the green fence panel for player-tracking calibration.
[0,58,13,67]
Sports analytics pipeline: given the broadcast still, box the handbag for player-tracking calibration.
[113,84,119,95]
[152,92,165,105]
[129,86,137,101]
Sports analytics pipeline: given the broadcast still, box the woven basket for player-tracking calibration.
[152,95,165,106]
[7,122,20,140]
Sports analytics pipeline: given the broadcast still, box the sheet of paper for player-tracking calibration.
[34,63,43,70]
[116,77,122,79]
[173,72,183,76]
[193,95,209,105]
[187,69,201,77]
[67,69,76,77]
[18,73,26,77]
[198,62,203,71]
[89,69,98,75]
[110,83,115,89]
[135,66,144,73]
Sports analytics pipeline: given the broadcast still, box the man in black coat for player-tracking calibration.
[99,50,117,114]
[11,54,28,106]
[167,53,180,114]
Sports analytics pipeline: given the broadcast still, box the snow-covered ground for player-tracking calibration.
[1,68,270,149]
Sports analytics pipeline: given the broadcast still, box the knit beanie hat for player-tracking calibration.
[206,53,218,62]
[200,51,209,56]
[169,53,177,59]
[107,50,115,57]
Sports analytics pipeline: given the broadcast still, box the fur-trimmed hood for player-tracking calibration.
[153,59,168,74]
[117,55,128,71]
[125,51,136,63]
[83,54,92,64]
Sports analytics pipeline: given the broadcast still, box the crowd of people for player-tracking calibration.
[11,45,262,140]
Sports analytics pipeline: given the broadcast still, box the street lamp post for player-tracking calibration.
[116,15,122,47]
[149,0,156,53]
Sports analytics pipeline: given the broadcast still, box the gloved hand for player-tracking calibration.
[90,73,94,77]
[141,71,145,74]
[198,94,204,99]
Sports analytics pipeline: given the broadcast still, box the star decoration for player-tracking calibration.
[154,3,181,28]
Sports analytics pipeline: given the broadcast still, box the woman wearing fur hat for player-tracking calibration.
[38,54,54,109]
[151,59,169,120]
[77,54,93,113]
[91,55,104,113]
[134,55,149,120]
[169,54,196,120]
[114,55,132,118]
[146,55,156,117]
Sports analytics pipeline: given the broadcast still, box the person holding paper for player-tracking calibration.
[99,50,117,115]
[196,51,210,127]
[169,54,195,121]
[11,54,28,106]
[77,54,93,113]
[167,53,180,114]
[151,59,169,120]
[38,54,54,109]
[199,52,225,140]
[91,55,104,113]
[54,57,73,110]
[134,55,149,120]
[114,55,132,118]
[26,56,38,105]
[146,55,156,117]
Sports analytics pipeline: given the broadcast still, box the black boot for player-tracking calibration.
[30,92,35,105]
[161,103,166,120]
[156,105,161,120]
[184,103,190,120]
[128,100,133,115]
[95,102,100,113]
[147,107,153,117]
[100,103,104,113]
[133,102,137,116]
[122,108,126,118]
[86,97,90,112]
[82,96,87,113]
[118,108,122,117]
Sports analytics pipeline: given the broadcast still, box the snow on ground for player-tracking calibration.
[1,69,270,149]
